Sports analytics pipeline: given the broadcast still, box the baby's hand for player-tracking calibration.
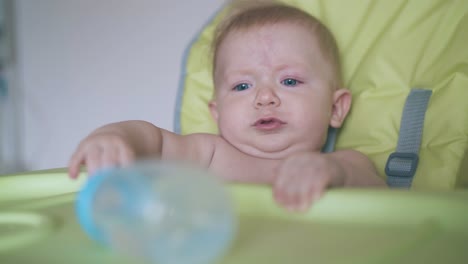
[273,152,344,212]
[68,132,136,179]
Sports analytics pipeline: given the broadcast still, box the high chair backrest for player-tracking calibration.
[175,0,468,190]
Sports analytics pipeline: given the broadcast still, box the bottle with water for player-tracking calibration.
[76,161,236,264]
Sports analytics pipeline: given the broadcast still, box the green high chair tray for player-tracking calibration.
[0,169,467,264]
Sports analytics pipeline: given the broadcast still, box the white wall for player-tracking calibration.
[14,0,225,171]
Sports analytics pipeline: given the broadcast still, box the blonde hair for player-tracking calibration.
[212,0,343,89]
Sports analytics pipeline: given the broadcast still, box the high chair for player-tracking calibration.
[1,1,467,263]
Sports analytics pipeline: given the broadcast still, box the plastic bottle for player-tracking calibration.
[76,161,236,264]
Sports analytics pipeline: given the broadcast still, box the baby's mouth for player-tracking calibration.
[253,118,286,131]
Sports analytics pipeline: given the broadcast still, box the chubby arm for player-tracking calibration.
[68,120,217,179]
[273,149,386,212]
[209,144,386,212]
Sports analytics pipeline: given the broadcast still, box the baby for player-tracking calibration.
[68,1,386,212]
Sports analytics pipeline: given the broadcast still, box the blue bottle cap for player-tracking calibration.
[75,169,113,244]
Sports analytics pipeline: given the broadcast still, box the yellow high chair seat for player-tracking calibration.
[176,0,468,189]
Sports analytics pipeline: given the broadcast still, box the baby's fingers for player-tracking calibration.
[68,150,84,179]
[85,147,105,177]
[273,179,326,213]
[86,144,135,176]
[273,186,311,212]
[100,149,120,169]
[118,145,136,166]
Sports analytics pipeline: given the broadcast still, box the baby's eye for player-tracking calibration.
[233,83,250,91]
[281,78,300,87]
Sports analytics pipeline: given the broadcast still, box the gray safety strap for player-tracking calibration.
[385,88,432,188]
[321,127,337,153]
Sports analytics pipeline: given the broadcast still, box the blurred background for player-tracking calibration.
[0,0,226,174]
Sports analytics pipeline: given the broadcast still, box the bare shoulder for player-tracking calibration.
[160,131,220,167]
[330,149,374,166]
[327,149,385,186]
[180,133,221,152]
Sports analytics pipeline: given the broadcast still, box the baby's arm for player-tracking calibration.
[273,150,386,212]
[68,120,216,179]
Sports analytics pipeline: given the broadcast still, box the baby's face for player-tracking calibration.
[210,22,337,159]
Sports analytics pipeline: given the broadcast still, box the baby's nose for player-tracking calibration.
[254,87,280,108]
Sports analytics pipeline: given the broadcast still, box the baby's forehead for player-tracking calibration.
[226,21,317,38]
[218,22,329,62]
[217,22,322,59]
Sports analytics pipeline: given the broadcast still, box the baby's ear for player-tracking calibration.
[208,100,219,122]
[329,89,352,128]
